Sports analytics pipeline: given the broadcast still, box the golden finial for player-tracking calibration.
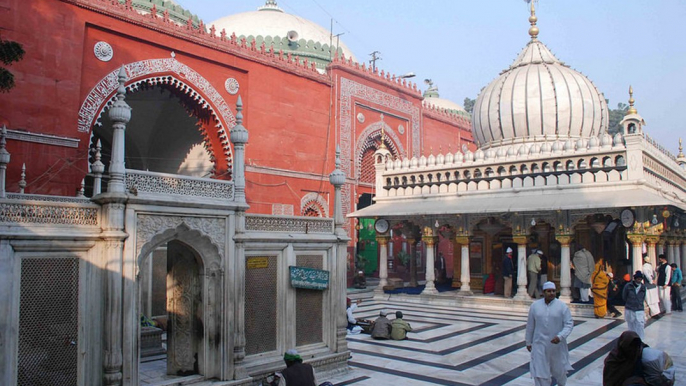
[626,85,638,115]
[678,138,684,158]
[528,1,539,40]
[378,114,388,149]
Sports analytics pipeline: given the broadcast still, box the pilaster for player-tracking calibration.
[512,235,529,301]
[455,236,472,295]
[555,234,573,302]
[627,234,646,275]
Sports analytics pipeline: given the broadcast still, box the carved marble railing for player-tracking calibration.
[245,214,334,234]
[637,136,686,198]
[125,169,234,201]
[0,194,99,226]
[377,134,629,198]
[643,132,677,162]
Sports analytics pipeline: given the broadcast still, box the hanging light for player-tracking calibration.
[531,217,537,227]
[651,214,659,225]
[674,216,680,228]
[434,219,440,228]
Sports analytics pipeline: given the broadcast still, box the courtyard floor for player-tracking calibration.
[327,295,686,386]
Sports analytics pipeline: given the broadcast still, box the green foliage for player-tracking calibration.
[396,250,411,267]
[0,39,25,93]
[463,97,475,114]
[607,100,628,135]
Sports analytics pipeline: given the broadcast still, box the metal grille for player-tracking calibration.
[295,255,323,346]
[18,258,79,386]
[244,256,277,355]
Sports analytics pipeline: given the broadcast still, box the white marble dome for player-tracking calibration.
[472,36,608,148]
[211,1,356,61]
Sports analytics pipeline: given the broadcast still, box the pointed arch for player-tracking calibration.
[355,121,404,181]
[300,192,329,217]
[78,58,235,172]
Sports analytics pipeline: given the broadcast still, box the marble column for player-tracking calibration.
[657,239,665,257]
[681,241,686,285]
[627,234,646,277]
[421,234,438,295]
[667,241,676,265]
[407,238,418,287]
[555,235,573,302]
[374,236,390,297]
[455,236,472,295]
[646,236,659,267]
[513,235,529,301]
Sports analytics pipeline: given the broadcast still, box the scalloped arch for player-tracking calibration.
[137,222,222,272]
[300,192,329,217]
[355,121,404,179]
[78,58,235,170]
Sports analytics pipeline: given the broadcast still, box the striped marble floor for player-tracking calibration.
[327,299,686,386]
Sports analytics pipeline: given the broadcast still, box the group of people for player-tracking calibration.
[347,298,413,339]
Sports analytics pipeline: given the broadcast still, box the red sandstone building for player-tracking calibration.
[1,0,473,277]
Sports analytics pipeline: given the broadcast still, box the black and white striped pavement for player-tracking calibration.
[327,298,686,386]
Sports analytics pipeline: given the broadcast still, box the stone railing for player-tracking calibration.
[377,134,629,198]
[125,169,234,201]
[245,214,334,234]
[0,195,99,226]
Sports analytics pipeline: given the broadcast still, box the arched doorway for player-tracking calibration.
[139,240,205,384]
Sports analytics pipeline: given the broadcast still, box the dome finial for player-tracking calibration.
[626,85,638,115]
[528,0,539,40]
[258,0,282,12]
[678,138,684,157]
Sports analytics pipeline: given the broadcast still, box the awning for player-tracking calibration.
[348,184,685,219]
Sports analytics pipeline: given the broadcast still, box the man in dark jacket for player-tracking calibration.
[371,310,392,339]
[622,271,647,340]
[502,247,515,298]
[275,349,317,386]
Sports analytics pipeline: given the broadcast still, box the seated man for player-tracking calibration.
[274,349,317,386]
[370,310,392,340]
[391,311,412,340]
[352,271,366,289]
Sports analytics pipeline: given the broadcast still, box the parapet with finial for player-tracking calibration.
[329,54,421,97]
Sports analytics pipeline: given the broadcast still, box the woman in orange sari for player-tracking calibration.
[591,259,609,318]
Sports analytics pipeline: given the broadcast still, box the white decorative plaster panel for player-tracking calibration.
[94,41,113,62]
[136,214,226,258]
[224,78,239,95]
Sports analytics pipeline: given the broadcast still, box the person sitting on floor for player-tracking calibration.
[352,271,366,289]
[370,310,392,340]
[390,311,412,340]
[273,349,317,386]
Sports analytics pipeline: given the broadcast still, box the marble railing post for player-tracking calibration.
[513,235,529,301]
[230,96,248,203]
[646,236,659,267]
[627,234,646,276]
[421,233,438,295]
[374,236,390,297]
[455,236,472,295]
[555,235,573,302]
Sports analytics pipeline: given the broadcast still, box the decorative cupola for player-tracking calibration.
[373,125,392,165]
[619,86,646,135]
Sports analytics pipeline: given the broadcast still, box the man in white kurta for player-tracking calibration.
[526,282,574,386]
[642,256,661,316]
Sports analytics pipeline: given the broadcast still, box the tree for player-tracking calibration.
[607,100,628,135]
[463,97,475,114]
[0,38,25,93]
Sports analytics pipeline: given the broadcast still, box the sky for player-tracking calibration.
[173,0,686,155]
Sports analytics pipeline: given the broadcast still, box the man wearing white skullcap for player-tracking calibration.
[526,281,574,386]
[503,247,515,298]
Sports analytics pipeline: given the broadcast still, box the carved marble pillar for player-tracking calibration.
[374,236,390,297]
[0,126,11,198]
[455,236,472,295]
[555,235,573,302]
[230,96,248,204]
[407,238,418,287]
[329,147,350,354]
[657,238,666,257]
[627,234,646,276]
[681,240,686,285]
[646,236,659,268]
[421,233,438,295]
[232,211,247,380]
[513,235,529,301]
[667,240,676,265]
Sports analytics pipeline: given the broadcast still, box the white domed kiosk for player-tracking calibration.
[472,6,608,148]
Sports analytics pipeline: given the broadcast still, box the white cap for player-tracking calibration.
[536,250,543,255]
[506,247,513,253]
[542,281,556,290]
